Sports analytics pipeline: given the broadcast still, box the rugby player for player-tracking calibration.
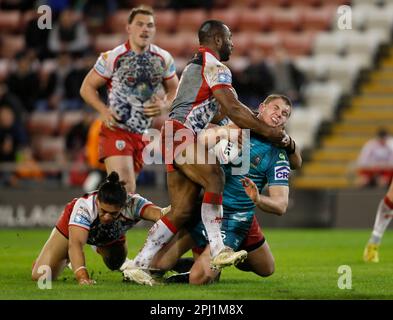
[80,6,179,193]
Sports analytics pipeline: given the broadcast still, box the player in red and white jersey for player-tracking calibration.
[31,172,167,285]
[80,6,179,193]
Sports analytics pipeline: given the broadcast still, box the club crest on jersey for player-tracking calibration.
[274,166,290,180]
[116,140,126,151]
[251,156,261,167]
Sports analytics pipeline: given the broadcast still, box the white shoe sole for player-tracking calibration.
[123,269,155,286]
[211,250,248,270]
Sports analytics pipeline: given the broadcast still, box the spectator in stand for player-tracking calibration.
[65,109,96,186]
[0,104,28,186]
[14,146,44,186]
[63,51,97,111]
[356,128,393,188]
[83,117,107,192]
[6,51,40,113]
[0,83,27,123]
[48,8,90,57]
[81,0,117,34]
[25,11,51,60]
[234,48,274,110]
[269,47,305,106]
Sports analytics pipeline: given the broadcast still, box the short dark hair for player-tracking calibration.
[261,94,292,117]
[97,171,127,207]
[128,5,154,24]
[263,94,292,109]
[377,128,388,139]
[198,20,226,45]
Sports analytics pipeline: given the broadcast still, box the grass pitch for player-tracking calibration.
[0,228,392,300]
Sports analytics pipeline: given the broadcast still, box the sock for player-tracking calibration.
[201,192,224,258]
[133,216,177,268]
[369,196,393,244]
[171,257,195,273]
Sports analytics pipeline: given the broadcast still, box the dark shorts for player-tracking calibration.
[190,212,265,254]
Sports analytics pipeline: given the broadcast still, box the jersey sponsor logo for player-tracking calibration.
[73,214,91,227]
[274,166,290,180]
[95,58,106,74]
[217,72,231,84]
[115,140,126,151]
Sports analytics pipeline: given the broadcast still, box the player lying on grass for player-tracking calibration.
[31,171,168,285]
[123,95,301,285]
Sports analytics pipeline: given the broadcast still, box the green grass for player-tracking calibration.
[0,228,392,300]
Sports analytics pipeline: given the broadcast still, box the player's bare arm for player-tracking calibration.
[241,177,289,215]
[80,69,120,130]
[140,204,170,222]
[68,225,95,285]
[213,87,285,143]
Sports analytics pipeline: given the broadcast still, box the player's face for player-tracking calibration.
[97,200,122,224]
[127,14,156,50]
[258,98,291,128]
[218,25,233,62]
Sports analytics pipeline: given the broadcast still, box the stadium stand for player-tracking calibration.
[292,0,393,189]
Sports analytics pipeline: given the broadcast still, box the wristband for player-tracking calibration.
[284,137,296,155]
[74,266,87,274]
[75,267,90,283]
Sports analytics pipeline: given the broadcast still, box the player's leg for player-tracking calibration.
[32,228,69,281]
[189,245,220,285]
[174,143,247,265]
[96,238,128,271]
[129,169,201,269]
[364,180,393,262]
[151,228,196,271]
[236,241,275,277]
[104,155,136,193]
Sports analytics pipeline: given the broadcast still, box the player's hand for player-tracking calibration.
[216,125,243,151]
[240,177,259,204]
[78,278,96,285]
[274,130,291,148]
[144,95,168,117]
[101,108,120,131]
[75,267,96,285]
[160,205,171,217]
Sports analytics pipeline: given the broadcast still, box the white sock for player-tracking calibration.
[133,218,177,268]
[370,197,393,244]
[201,200,225,258]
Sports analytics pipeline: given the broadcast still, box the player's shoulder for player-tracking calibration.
[204,52,228,70]
[99,42,129,61]
[149,43,174,61]
[73,193,96,215]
